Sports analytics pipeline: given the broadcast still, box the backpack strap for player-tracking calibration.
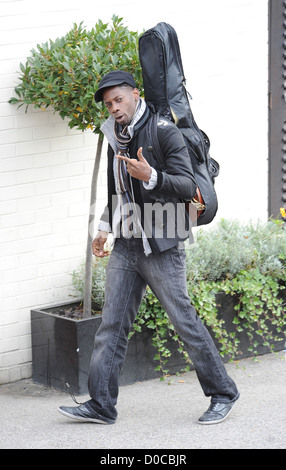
[148,112,167,171]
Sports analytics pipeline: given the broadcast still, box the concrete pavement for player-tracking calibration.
[0,351,285,450]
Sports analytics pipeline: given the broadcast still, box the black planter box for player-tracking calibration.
[31,291,285,395]
[31,302,187,395]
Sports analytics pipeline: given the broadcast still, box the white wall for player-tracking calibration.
[0,0,268,384]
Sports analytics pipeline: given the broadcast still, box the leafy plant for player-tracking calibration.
[9,16,143,318]
[220,269,285,356]
[185,218,286,282]
[71,218,286,379]
[71,256,108,313]
[9,17,143,132]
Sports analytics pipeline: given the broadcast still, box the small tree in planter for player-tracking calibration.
[9,15,143,317]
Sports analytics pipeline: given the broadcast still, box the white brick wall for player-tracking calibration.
[0,0,268,384]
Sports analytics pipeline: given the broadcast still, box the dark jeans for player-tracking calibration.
[88,237,239,420]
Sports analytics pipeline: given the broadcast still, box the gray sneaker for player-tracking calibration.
[198,397,239,425]
[58,402,115,424]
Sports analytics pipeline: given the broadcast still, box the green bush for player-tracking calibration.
[72,256,108,313]
[72,218,286,379]
[9,16,143,134]
[186,218,286,282]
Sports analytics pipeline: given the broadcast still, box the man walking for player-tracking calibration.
[59,70,239,425]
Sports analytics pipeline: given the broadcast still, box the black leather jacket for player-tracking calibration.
[102,109,197,253]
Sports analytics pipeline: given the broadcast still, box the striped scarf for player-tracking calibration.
[114,99,145,236]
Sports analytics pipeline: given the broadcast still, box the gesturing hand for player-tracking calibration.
[116,147,152,182]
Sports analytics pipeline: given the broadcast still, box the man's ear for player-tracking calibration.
[133,88,140,101]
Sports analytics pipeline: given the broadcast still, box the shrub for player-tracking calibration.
[71,256,108,313]
[185,218,286,282]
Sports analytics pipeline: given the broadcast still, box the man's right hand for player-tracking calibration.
[92,231,110,258]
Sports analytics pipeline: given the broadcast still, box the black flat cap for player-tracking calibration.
[94,70,136,102]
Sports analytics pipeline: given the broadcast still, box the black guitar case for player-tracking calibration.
[139,22,219,225]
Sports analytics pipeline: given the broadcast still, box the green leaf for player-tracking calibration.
[8,97,20,104]
[62,62,71,71]
[19,62,26,73]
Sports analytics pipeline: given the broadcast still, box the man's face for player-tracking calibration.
[103,85,140,126]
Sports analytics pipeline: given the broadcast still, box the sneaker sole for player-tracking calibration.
[58,407,114,424]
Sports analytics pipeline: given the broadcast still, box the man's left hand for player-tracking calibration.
[116,147,152,182]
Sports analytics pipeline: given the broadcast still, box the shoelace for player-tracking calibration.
[210,403,224,411]
[65,382,84,405]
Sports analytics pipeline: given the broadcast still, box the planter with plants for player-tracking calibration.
[32,218,286,394]
[129,218,286,376]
